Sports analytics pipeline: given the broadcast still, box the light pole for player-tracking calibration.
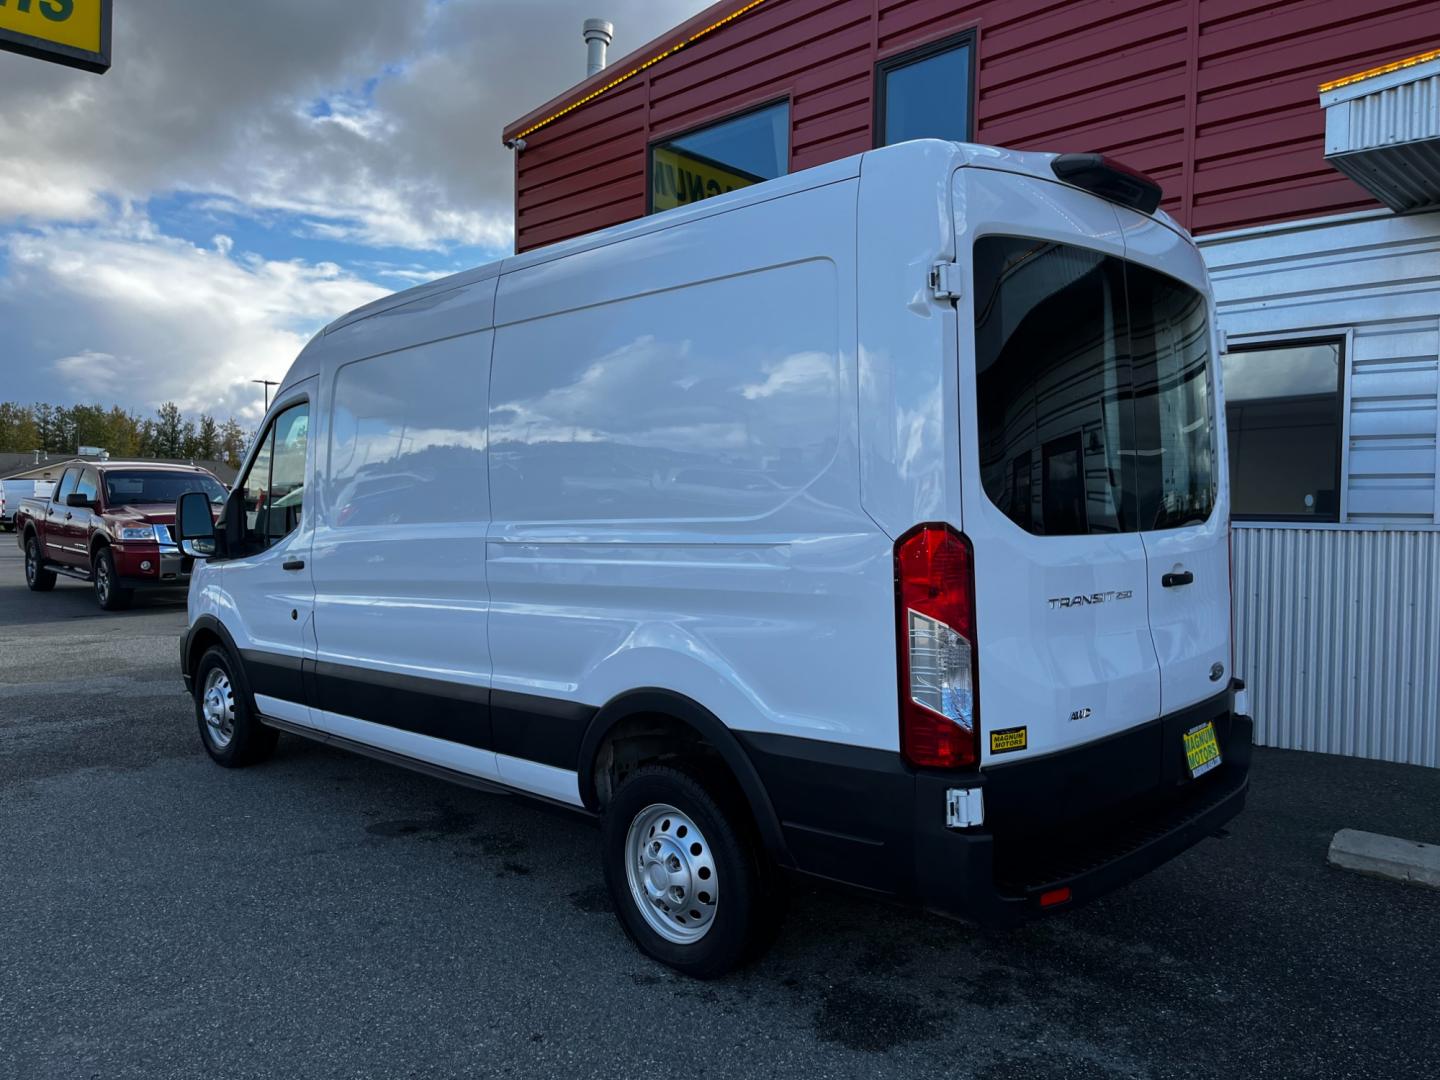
[251,379,279,411]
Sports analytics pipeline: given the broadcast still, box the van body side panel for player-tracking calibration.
[955,169,1163,762]
[488,180,898,755]
[1115,209,1233,715]
[855,141,966,540]
[307,328,498,777]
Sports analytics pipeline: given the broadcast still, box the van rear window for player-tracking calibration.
[973,236,1215,535]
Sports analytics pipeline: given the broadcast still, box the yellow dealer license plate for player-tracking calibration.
[1183,721,1222,779]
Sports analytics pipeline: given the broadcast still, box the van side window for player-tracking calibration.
[238,428,274,548]
[266,405,309,540]
[233,400,308,551]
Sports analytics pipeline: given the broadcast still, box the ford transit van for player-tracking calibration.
[176,140,1251,977]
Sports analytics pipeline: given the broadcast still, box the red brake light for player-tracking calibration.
[896,524,979,769]
[1039,886,1071,908]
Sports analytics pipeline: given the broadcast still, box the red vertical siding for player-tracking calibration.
[504,0,1440,252]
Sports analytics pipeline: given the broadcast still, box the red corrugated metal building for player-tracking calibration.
[501,5,1440,769]
[502,0,1435,252]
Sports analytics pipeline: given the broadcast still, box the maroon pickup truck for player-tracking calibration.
[15,461,227,610]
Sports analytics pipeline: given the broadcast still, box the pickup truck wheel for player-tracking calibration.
[193,645,278,767]
[602,765,785,978]
[92,547,133,611]
[24,536,56,592]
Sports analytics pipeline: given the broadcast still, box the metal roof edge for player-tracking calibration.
[501,0,762,144]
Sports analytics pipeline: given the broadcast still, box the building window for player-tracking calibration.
[1223,339,1344,521]
[876,32,975,147]
[649,101,789,213]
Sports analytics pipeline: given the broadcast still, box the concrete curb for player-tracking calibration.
[1328,829,1440,889]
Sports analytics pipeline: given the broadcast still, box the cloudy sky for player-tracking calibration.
[0,0,708,423]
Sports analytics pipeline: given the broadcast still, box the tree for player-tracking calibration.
[190,414,221,461]
[32,403,61,452]
[69,404,110,451]
[106,406,142,456]
[0,403,39,452]
[152,402,189,458]
[219,418,250,469]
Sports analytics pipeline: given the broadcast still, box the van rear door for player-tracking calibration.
[1116,212,1231,715]
[957,169,1162,762]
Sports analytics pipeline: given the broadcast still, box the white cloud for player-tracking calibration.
[3,220,389,421]
[0,0,715,415]
[0,0,710,249]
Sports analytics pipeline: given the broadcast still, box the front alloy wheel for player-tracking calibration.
[92,548,132,611]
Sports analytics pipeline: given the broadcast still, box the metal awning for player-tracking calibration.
[1320,48,1440,212]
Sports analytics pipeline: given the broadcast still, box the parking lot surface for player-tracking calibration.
[2,540,1437,1080]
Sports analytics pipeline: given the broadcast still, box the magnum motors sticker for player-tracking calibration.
[989,726,1028,754]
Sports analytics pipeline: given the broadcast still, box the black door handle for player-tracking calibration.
[64,513,73,521]
[282,559,306,571]
[1162,570,1194,588]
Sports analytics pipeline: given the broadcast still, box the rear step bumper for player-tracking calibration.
[915,702,1251,926]
[740,688,1250,926]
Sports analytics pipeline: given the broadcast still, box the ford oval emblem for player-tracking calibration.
[1209,662,1225,682]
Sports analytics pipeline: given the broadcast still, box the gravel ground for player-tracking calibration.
[1,540,1437,1080]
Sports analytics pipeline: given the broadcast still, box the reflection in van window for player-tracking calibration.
[1127,264,1216,530]
[974,238,1131,535]
[267,405,309,541]
[488,262,839,524]
[327,336,488,527]
[974,236,1215,536]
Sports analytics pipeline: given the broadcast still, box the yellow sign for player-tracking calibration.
[651,144,764,212]
[0,0,111,74]
[990,726,1028,754]
[1183,721,1222,778]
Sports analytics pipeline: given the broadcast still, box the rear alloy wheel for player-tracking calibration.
[24,536,56,592]
[193,645,278,767]
[602,765,784,978]
[92,547,133,611]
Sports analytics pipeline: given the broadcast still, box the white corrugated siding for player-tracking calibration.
[1233,526,1440,767]
[1200,209,1440,525]
[1201,210,1440,767]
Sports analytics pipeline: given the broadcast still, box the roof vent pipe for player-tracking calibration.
[583,18,613,78]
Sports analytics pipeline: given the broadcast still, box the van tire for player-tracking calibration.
[602,764,784,978]
[24,536,56,592]
[193,645,278,767]
[92,547,133,611]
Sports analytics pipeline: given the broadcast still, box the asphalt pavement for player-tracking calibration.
[1,539,1437,1080]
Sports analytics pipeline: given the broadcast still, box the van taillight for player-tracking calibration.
[896,524,978,769]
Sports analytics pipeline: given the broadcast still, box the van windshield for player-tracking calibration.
[973,235,1215,535]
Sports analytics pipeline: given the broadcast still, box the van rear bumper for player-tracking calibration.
[915,713,1251,925]
[739,689,1251,926]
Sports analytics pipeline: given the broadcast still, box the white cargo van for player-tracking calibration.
[176,140,1251,977]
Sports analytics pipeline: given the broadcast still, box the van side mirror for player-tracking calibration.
[66,492,93,508]
[176,491,218,558]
